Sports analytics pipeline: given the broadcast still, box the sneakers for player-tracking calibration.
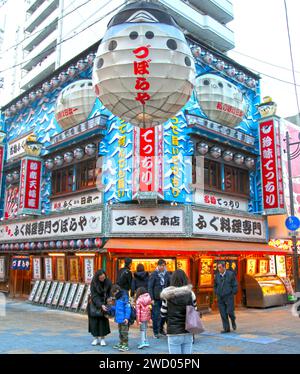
[91,338,99,346]
[153,334,160,339]
[138,342,150,349]
[118,344,129,352]
[100,339,106,346]
[113,343,122,349]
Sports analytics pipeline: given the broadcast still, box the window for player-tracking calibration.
[204,159,221,191]
[224,165,249,196]
[52,166,74,195]
[52,159,98,196]
[76,159,97,190]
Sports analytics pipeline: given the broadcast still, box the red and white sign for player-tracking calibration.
[4,186,19,219]
[18,157,42,215]
[132,126,164,198]
[259,118,285,215]
[140,128,155,192]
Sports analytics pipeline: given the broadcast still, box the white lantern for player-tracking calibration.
[195,73,248,127]
[51,77,60,88]
[191,46,201,59]
[93,1,195,128]
[236,72,246,83]
[42,82,51,92]
[12,171,19,181]
[6,174,13,183]
[10,105,17,114]
[77,59,87,71]
[226,66,236,77]
[67,66,77,77]
[203,52,214,64]
[74,147,84,160]
[245,157,255,169]
[246,78,256,88]
[210,146,222,159]
[22,96,30,105]
[196,142,209,155]
[36,89,43,98]
[64,151,74,163]
[234,153,245,165]
[4,109,12,118]
[215,60,225,71]
[85,143,96,156]
[54,155,64,167]
[59,72,68,82]
[29,92,36,101]
[45,159,54,170]
[55,79,96,130]
[222,150,233,162]
[87,53,96,65]
[16,100,23,110]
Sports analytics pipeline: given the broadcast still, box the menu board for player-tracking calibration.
[28,280,40,302]
[199,258,213,286]
[65,283,78,308]
[269,255,276,275]
[59,282,71,308]
[276,256,287,278]
[72,284,86,310]
[246,259,257,275]
[34,280,45,303]
[39,281,52,304]
[259,260,268,274]
[56,258,66,281]
[69,258,80,282]
[52,282,65,306]
[80,285,91,312]
[46,281,58,305]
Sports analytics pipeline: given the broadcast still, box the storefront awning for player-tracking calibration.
[104,239,292,255]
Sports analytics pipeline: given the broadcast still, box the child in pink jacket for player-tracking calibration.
[135,287,152,349]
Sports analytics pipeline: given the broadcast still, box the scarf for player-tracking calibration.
[156,267,167,287]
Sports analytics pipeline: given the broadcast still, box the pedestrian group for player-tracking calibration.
[88,258,238,354]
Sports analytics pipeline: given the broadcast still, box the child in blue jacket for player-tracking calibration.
[109,284,131,351]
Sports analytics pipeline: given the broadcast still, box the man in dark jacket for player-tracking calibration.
[117,258,133,294]
[148,259,170,338]
[214,262,238,333]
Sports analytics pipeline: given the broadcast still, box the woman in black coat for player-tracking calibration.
[88,269,112,346]
[131,263,149,297]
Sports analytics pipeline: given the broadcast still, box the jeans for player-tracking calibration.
[152,300,166,335]
[167,334,193,354]
[140,321,148,344]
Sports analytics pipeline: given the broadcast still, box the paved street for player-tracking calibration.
[0,298,299,354]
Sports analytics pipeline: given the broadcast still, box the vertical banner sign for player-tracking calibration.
[132,126,164,198]
[0,145,4,198]
[84,257,94,284]
[44,257,53,281]
[259,119,285,215]
[4,186,19,219]
[140,128,155,192]
[33,258,41,280]
[18,156,42,215]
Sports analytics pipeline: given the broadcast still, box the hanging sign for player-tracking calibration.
[44,257,53,281]
[84,257,94,284]
[18,156,42,215]
[259,118,285,215]
[32,257,41,280]
[0,257,5,279]
[11,257,30,270]
[28,280,40,302]
[4,186,19,220]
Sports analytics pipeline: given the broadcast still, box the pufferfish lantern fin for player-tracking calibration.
[126,11,159,23]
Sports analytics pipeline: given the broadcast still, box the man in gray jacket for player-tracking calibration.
[214,262,238,333]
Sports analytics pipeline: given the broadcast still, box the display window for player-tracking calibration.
[199,258,214,287]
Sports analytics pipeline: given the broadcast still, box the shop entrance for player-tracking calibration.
[9,269,31,298]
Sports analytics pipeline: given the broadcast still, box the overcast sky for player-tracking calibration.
[228,0,300,119]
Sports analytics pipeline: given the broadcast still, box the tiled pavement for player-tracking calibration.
[0,299,299,354]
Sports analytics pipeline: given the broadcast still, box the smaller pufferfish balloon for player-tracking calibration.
[93,1,195,128]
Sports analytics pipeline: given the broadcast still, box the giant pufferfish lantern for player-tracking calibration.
[92,1,196,128]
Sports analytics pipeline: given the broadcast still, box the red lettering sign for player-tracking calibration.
[259,119,285,214]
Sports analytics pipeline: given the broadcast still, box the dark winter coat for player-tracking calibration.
[110,290,131,324]
[214,270,238,299]
[148,270,170,301]
[160,285,197,335]
[116,266,133,291]
[131,271,149,296]
[88,270,112,337]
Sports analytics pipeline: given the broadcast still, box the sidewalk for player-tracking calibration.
[0,299,299,354]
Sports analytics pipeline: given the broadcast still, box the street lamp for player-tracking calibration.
[284,131,300,292]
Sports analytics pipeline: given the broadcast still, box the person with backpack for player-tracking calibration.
[131,263,149,297]
[160,269,197,354]
[109,284,132,352]
[135,287,152,349]
[117,258,133,294]
[148,259,170,338]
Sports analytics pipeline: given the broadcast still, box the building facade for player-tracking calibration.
[0,1,292,310]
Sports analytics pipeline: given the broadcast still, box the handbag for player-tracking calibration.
[185,305,205,334]
[88,301,104,318]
